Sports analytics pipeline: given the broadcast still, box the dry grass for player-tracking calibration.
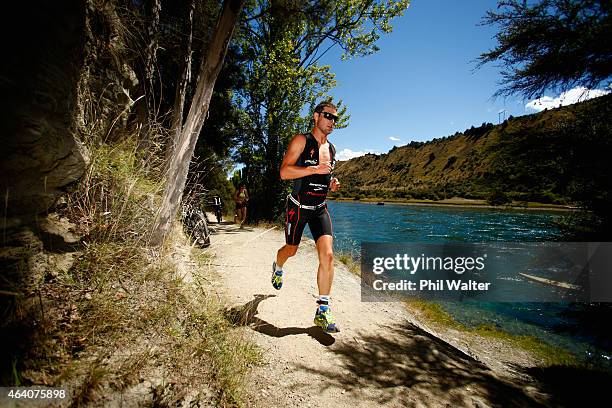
[11,139,260,407]
[249,219,284,230]
[335,250,361,276]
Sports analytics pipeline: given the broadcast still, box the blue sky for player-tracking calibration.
[319,0,608,160]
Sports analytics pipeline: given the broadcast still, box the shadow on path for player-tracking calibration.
[225,294,335,346]
[296,321,551,407]
[209,222,255,235]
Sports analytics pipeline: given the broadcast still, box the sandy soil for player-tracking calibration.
[206,221,553,408]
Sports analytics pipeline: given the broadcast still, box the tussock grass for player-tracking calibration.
[65,139,163,244]
[404,300,463,330]
[471,323,576,367]
[15,138,260,406]
[335,250,361,276]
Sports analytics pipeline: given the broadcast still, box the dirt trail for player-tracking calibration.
[206,222,550,408]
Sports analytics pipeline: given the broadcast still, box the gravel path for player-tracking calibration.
[207,222,550,407]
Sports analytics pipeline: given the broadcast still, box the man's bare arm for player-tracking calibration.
[329,177,341,192]
[280,135,332,180]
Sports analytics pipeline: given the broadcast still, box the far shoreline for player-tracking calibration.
[329,197,580,212]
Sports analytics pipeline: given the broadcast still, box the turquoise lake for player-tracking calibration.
[305,200,611,368]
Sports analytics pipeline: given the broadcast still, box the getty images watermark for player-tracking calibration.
[371,252,490,292]
[360,242,612,302]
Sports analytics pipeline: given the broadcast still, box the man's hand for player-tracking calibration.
[330,177,341,192]
[310,161,332,175]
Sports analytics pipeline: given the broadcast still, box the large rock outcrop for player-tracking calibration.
[0,1,88,229]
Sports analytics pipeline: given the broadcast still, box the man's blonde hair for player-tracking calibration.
[314,101,337,113]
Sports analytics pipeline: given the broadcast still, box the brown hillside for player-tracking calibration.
[333,93,612,204]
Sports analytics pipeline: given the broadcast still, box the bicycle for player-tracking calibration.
[180,202,211,247]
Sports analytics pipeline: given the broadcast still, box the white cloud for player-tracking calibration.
[389,136,401,142]
[526,87,610,112]
[336,148,378,161]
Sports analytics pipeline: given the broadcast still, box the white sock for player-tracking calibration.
[275,263,283,272]
[317,295,330,307]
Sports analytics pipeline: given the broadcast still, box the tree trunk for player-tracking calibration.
[263,105,282,220]
[165,0,196,169]
[138,0,161,155]
[145,0,161,119]
[150,0,244,246]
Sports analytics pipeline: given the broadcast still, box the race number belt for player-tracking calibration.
[288,194,326,210]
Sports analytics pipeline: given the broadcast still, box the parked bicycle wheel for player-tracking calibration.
[181,204,211,247]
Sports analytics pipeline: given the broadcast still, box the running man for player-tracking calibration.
[271,101,341,333]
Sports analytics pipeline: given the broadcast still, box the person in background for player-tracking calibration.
[234,184,249,228]
[212,194,222,223]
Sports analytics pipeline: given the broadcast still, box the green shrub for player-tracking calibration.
[487,189,511,205]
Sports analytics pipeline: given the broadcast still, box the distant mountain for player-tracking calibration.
[332,94,612,206]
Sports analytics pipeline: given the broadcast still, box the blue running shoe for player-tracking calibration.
[314,305,340,333]
[271,261,283,290]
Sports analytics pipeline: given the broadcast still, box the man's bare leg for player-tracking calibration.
[276,244,298,267]
[313,235,339,332]
[272,244,298,290]
[315,235,334,295]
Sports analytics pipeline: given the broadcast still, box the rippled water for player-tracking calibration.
[303,201,610,368]
[324,201,563,251]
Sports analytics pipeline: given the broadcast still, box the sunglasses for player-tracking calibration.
[317,110,339,122]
